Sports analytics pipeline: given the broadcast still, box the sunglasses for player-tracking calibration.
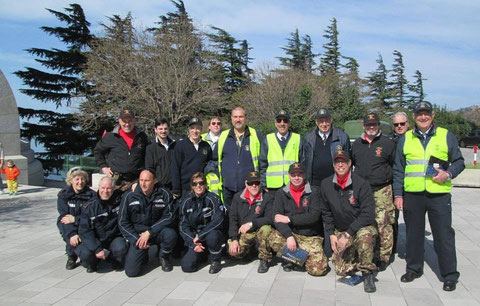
[393,122,407,127]
[247,181,260,186]
[210,122,222,126]
[276,118,290,123]
[191,181,205,187]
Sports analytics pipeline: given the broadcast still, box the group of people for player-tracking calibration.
[56,101,464,293]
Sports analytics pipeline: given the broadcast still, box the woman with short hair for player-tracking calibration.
[57,167,96,270]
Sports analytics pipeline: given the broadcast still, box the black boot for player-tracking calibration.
[86,264,97,273]
[363,271,376,293]
[209,261,221,274]
[257,260,269,273]
[66,255,77,270]
[159,257,173,272]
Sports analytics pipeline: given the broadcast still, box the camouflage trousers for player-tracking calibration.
[331,226,377,276]
[374,184,395,263]
[227,225,273,261]
[268,230,328,276]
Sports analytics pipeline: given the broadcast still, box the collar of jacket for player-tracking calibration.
[239,187,264,202]
[227,125,251,138]
[155,135,175,145]
[313,126,340,142]
[282,182,312,197]
[332,171,353,188]
[413,123,437,138]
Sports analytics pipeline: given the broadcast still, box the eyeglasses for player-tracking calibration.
[393,122,407,127]
[191,181,205,187]
[246,181,260,186]
[211,122,222,126]
[276,118,290,123]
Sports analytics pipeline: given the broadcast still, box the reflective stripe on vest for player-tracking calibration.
[217,126,261,184]
[206,172,222,196]
[265,133,300,188]
[403,127,451,193]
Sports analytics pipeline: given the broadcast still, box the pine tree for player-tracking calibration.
[320,18,341,75]
[14,4,96,174]
[390,50,409,109]
[408,70,426,106]
[367,53,392,115]
[207,26,251,100]
[277,29,316,71]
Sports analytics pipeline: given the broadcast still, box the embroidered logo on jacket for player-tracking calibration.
[348,191,356,205]
[255,204,261,214]
[376,147,383,157]
[302,198,309,207]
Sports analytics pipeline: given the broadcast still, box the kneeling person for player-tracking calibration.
[269,162,328,276]
[228,171,274,273]
[77,176,128,272]
[320,150,377,293]
[179,172,225,274]
[119,170,177,277]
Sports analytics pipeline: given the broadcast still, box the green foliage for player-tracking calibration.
[408,70,426,105]
[433,105,472,139]
[390,50,409,109]
[278,29,316,72]
[368,53,392,115]
[320,18,340,75]
[14,4,96,174]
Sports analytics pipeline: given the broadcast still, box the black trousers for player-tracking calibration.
[124,227,177,277]
[181,230,224,272]
[75,236,128,267]
[57,223,77,257]
[403,192,459,281]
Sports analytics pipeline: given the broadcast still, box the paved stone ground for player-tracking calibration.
[0,185,479,306]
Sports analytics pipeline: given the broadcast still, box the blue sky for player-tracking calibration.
[0,0,479,113]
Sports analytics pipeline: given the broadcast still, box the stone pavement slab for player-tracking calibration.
[0,185,480,305]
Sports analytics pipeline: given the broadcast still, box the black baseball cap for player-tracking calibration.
[188,117,203,127]
[119,108,135,119]
[413,101,433,113]
[334,149,350,162]
[315,108,331,119]
[275,110,290,119]
[288,162,306,174]
[245,171,261,183]
[363,112,380,125]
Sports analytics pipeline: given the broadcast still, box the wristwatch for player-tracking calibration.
[248,222,253,227]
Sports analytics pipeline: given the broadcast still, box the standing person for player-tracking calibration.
[57,167,96,270]
[179,172,225,274]
[202,117,222,150]
[94,108,148,191]
[259,110,303,195]
[390,111,410,143]
[76,176,128,272]
[171,118,212,199]
[119,170,177,277]
[145,118,177,190]
[393,101,464,291]
[0,142,4,194]
[268,162,328,276]
[211,106,263,210]
[0,160,20,195]
[304,108,351,187]
[320,150,377,293]
[390,111,410,254]
[228,171,274,273]
[351,113,396,271]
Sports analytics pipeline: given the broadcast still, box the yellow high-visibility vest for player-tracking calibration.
[403,127,451,193]
[265,133,300,188]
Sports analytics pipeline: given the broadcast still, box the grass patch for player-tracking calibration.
[465,164,480,169]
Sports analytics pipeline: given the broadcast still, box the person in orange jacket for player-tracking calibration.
[0,160,20,195]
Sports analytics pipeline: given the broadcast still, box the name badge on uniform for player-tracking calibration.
[129,201,140,206]
[155,204,166,208]
[68,202,76,208]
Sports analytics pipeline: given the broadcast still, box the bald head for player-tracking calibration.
[139,170,157,196]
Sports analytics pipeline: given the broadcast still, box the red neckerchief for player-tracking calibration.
[336,171,351,190]
[119,128,136,150]
[289,184,306,208]
[244,188,261,206]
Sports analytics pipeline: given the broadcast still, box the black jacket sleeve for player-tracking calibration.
[179,197,196,248]
[228,194,241,240]
[78,202,103,253]
[446,131,465,178]
[94,136,110,169]
[273,192,293,238]
[118,192,139,244]
[259,137,269,188]
[171,142,183,194]
[319,185,335,236]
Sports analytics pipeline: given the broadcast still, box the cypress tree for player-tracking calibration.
[367,53,392,115]
[408,70,427,106]
[320,18,341,75]
[278,29,316,72]
[14,4,96,174]
[390,50,409,109]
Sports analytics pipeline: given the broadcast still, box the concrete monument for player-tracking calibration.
[0,69,44,185]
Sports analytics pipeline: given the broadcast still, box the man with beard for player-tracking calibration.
[259,110,303,195]
[351,113,396,271]
[77,176,128,272]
